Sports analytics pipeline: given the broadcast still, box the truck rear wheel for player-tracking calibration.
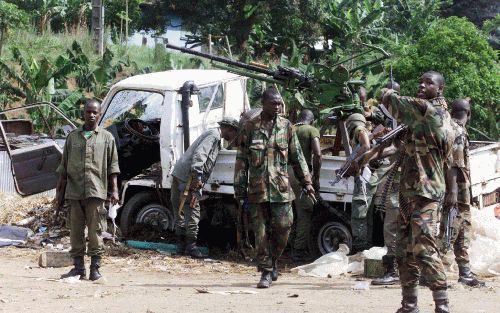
[315,221,352,255]
[120,191,174,237]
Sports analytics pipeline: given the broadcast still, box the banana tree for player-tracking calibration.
[323,0,386,48]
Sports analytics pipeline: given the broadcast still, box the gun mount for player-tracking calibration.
[166,43,390,119]
[166,43,390,156]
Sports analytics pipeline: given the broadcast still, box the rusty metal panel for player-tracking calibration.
[0,151,16,195]
[0,120,33,136]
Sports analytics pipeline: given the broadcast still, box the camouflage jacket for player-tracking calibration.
[450,119,470,189]
[234,114,312,203]
[388,93,454,201]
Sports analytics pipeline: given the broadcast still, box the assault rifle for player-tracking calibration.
[329,145,362,186]
[329,124,407,186]
[443,205,459,250]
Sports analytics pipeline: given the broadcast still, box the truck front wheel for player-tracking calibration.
[119,191,174,237]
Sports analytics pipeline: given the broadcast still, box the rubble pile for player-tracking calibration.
[0,194,68,246]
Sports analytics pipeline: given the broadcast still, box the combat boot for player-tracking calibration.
[396,288,419,313]
[176,235,186,255]
[372,255,400,285]
[89,256,102,281]
[60,256,86,280]
[271,258,278,281]
[257,271,272,288]
[432,290,449,313]
[458,266,485,287]
[185,242,208,259]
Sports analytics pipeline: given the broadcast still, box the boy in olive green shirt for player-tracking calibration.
[56,99,120,281]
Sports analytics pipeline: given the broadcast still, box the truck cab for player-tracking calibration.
[97,70,250,236]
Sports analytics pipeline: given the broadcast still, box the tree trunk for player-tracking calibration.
[0,27,5,57]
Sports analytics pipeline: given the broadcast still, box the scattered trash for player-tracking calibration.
[194,288,258,295]
[353,280,370,290]
[288,294,299,298]
[291,244,349,277]
[58,275,81,284]
[469,205,500,276]
[126,240,209,255]
[0,225,34,247]
[14,216,36,227]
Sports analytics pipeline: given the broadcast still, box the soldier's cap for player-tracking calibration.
[218,117,239,130]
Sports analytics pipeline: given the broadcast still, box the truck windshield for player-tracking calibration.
[100,90,164,127]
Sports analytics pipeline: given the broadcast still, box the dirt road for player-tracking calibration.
[0,247,497,313]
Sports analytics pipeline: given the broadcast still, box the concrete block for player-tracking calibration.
[38,250,73,268]
[364,258,385,278]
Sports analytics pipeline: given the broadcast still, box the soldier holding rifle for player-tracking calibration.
[381,71,454,313]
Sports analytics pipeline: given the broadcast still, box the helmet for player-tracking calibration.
[345,113,366,137]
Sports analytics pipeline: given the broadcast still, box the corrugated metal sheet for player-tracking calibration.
[0,150,16,195]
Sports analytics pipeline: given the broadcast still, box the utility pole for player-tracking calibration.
[125,0,129,46]
[92,0,104,56]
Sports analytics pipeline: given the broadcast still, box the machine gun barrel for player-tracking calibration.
[166,43,275,76]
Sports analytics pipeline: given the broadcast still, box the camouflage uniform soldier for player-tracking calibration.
[290,109,321,262]
[345,113,378,253]
[382,71,455,313]
[56,99,120,281]
[369,81,402,285]
[440,99,484,287]
[234,87,314,288]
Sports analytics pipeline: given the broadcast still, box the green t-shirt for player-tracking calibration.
[294,124,320,171]
[83,131,93,139]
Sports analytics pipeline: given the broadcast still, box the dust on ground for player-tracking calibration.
[0,247,498,313]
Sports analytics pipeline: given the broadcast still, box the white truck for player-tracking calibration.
[1,69,498,255]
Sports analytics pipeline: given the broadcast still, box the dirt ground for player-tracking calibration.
[0,247,497,313]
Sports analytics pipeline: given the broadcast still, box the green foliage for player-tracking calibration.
[322,0,386,48]
[392,17,499,139]
[0,1,29,56]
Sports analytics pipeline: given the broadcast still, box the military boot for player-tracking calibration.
[396,288,420,313]
[372,255,400,285]
[433,290,450,313]
[257,271,272,288]
[60,256,86,280]
[458,266,485,287]
[176,235,186,255]
[89,256,102,281]
[271,258,278,281]
[185,242,208,259]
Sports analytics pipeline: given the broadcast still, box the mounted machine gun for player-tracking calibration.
[165,42,390,156]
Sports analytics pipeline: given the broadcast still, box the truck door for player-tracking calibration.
[0,103,76,195]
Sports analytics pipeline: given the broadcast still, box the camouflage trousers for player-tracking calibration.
[290,172,314,251]
[171,177,201,242]
[351,172,378,251]
[68,198,107,258]
[439,203,471,268]
[396,196,447,291]
[250,202,293,272]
